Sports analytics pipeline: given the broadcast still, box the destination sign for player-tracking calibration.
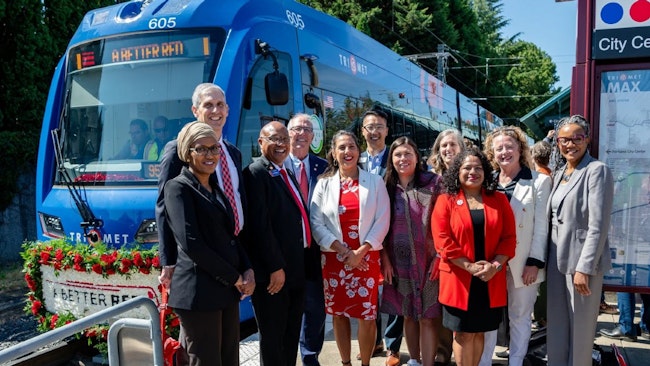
[69,32,212,72]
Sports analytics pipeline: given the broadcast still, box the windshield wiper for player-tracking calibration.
[51,89,104,240]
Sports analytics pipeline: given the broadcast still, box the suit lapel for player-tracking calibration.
[263,156,301,209]
[511,178,532,221]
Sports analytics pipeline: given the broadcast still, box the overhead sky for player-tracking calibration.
[500,0,578,90]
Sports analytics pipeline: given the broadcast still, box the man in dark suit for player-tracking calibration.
[358,109,404,366]
[156,83,250,289]
[243,121,309,366]
[283,113,327,366]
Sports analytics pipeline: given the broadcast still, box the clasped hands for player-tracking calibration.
[469,260,499,282]
[341,248,370,271]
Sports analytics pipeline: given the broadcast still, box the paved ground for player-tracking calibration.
[240,292,650,366]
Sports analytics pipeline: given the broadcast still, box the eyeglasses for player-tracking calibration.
[557,135,586,146]
[262,136,290,145]
[289,126,313,134]
[154,128,167,133]
[362,124,386,133]
[190,145,221,156]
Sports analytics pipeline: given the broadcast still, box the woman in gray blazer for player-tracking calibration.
[546,115,614,366]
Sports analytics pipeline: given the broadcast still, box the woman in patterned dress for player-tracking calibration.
[310,130,390,366]
[380,137,442,366]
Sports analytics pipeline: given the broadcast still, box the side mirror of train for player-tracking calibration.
[265,71,289,105]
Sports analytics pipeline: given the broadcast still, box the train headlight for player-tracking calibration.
[134,219,158,244]
[38,212,65,239]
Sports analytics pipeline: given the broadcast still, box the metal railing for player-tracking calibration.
[0,296,163,365]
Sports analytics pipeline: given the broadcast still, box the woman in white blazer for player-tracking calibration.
[310,130,390,366]
[480,127,551,366]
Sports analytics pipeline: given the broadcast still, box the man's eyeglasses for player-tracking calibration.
[154,128,167,133]
[262,136,290,145]
[289,126,313,134]
[557,135,586,146]
[190,145,221,156]
[362,124,386,133]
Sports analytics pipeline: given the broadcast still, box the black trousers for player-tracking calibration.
[175,303,240,366]
[252,285,305,366]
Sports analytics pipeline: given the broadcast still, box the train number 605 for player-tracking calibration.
[148,17,177,29]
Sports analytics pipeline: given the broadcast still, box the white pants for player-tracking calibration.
[479,270,540,366]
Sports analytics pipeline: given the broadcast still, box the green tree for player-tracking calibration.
[0,0,124,209]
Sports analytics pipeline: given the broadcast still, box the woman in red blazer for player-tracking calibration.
[431,147,516,366]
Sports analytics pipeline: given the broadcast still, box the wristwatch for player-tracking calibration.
[492,261,503,272]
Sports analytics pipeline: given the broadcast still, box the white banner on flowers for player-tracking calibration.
[41,265,161,319]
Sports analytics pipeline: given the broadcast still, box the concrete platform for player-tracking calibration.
[239,292,650,365]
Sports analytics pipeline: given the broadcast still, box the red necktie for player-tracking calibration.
[219,150,240,235]
[280,169,311,247]
[299,161,309,202]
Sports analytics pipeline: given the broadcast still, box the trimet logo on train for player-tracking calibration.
[339,54,368,76]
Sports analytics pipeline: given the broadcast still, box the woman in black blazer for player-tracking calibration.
[164,121,254,366]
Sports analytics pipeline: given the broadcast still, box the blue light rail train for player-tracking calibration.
[36,0,504,325]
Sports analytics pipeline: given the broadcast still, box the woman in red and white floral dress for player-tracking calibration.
[310,130,390,366]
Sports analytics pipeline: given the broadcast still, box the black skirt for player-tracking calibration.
[442,208,504,333]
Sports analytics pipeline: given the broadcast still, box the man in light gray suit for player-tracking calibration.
[546,115,614,366]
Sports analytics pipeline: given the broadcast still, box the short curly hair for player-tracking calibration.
[483,126,533,170]
[441,147,496,195]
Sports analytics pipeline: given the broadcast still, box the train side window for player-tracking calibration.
[237,52,294,165]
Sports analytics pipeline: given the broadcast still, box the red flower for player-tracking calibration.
[119,258,132,273]
[100,253,117,266]
[169,314,180,327]
[139,267,151,275]
[50,314,59,329]
[152,256,160,267]
[73,253,83,264]
[91,263,103,274]
[133,252,144,267]
[55,248,64,261]
[39,251,50,264]
[31,300,42,315]
[25,273,36,291]
[85,329,97,338]
[106,268,116,275]
[74,263,85,272]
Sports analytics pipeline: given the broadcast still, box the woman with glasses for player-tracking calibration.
[164,121,254,366]
[310,130,390,366]
[480,127,551,366]
[546,115,614,366]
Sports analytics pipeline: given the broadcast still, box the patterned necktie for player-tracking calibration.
[219,150,240,235]
[299,161,309,202]
[280,169,311,247]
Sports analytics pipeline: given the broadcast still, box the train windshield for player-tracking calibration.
[57,29,225,185]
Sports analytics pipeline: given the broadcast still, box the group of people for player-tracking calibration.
[155,82,614,366]
[113,115,173,160]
